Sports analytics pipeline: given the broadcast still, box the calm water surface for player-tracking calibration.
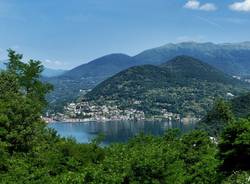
[48,121,195,145]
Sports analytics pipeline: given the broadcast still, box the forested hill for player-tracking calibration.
[85,56,248,117]
[161,55,236,84]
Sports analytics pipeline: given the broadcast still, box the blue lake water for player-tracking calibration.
[48,121,195,145]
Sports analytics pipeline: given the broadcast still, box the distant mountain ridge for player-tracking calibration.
[84,56,248,117]
[62,53,136,79]
[46,41,250,111]
[134,42,250,75]
[58,41,250,80]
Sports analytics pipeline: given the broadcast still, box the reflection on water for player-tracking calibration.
[48,121,195,145]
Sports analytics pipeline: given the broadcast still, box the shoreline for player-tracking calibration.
[44,117,199,124]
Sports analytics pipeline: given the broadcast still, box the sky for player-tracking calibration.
[0,0,250,69]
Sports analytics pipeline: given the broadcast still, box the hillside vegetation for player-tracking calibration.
[231,92,250,118]
[46,42,250,112]
[84,56,248,118]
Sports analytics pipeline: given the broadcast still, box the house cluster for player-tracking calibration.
[233,75,250,83]
[160,109,181,121]
[63,101,146,121]
[59,101,181,122]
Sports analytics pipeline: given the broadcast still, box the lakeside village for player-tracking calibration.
[42,74,250,124]
[43,84,243,124]
[44,100,194,123]
[45,89,241,124]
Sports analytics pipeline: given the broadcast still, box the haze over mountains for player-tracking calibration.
[41,68,66,78]
[46,42,250,110]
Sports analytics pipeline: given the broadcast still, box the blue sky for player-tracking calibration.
[0,0,250,69]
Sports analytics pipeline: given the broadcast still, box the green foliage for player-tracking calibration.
[0,50,104,183]
[231,92,250,118]
[218,118,250,173]
[180,130,220,183]
[199,99,234,136]
[81,130,220,184]
[0,50,52,153]
[222,171,250,184]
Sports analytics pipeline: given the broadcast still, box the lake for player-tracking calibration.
[48,121,195,145]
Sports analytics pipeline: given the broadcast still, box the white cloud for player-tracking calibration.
[200,3,217,11]
[229,0,250,12]
[184,0,217,11]
[184,0,200,9]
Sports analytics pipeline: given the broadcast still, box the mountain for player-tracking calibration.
[45,42,250,111]
[62,54,136,79]
[134,42,250,75]
[46,54,138,111]
[83,56,248,118]
[160,56,235,84]
[0,60,66,77]
[55,42,250,81]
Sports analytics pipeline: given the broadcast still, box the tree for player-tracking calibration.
[199,99,234,137]
[6,49,53,110]
[218,118,250,173]
[222,171,250,184]
[0,49,52,153]
[0,50,105,183]
[181,130,220,184]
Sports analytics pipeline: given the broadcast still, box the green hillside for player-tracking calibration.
[197,92,250,136]
[161,56,236,84]
[231,93,250,118]
[84,56,248,118]
[45,42,250,112]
